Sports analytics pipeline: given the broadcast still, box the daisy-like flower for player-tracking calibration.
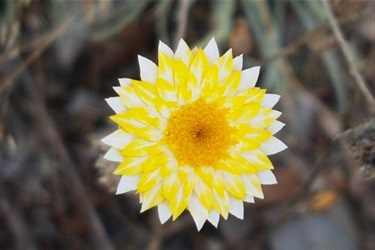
[102,38,287,230]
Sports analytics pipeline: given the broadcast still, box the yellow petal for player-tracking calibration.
[141,152,166,173]
[162,173,179,200]
[131,80,158,106]
[241,174,264,199]
[215,70,241,97]
[195,167,214,186]
[214,49,233,81]
[211,170,225,197]
[212,189,229,219]
[194,178,213,210]
[174,60,190,103]
[200,65,218,98]
[158,52,175,84]
[240,149,274,171]
[137,168,162,193]
[110,113,156,141]
[114,156,148,175]
[170,187,189,220]
[178,166,197,196]
[120,139,160,156]
[222,171,246,199]
[185,72,199,102]
[174,39,193,67]
[126,107,163,128]
[114,86,144,108]
[225,88,265,110]
[159,150,178,177]
[229,102,260,123]
[242,88,266,104]
[216,151,257,174]
[249,108,281,128]
[190,48,209,87]
[155,77,177,102]
[236,125,272,150]
[140,183,163,212]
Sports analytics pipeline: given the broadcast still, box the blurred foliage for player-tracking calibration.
[0,0,374,249]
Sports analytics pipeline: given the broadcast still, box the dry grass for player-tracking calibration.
[1,1,374,249]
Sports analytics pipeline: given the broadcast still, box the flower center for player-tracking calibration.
[165,99,234,168]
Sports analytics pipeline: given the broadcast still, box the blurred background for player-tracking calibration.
[0,0,374,249]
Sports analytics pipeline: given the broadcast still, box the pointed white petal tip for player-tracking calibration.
[233,54,243,71]
[260,136,287,155]
[204,37,219,65]
[138,55,157,83]
[158,201,172,224]
[207,210,220,228]
[159,40,174,57]
[244,195,255,203]
[116,175,140,194]
[257,170,277,185]
[104,147,123,162]
[105,97,126,114]
[238,66,261,93]
[261,94,280,108]
[242,174,264,199]
[189,193,209,231]
[175,39,192,65]
[229,197,244,219]
[140,184,162,213]
[267,121,285,135]
[118,78,131,87]
[101,130,134,149]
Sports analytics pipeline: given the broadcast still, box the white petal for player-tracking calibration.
[104,147,123,162]
[249,110,282,128]
[238,66,260,93]
[140,183,162,213]
[174,39,191,66]
[118,78,131,87]
[233,54,243,71]
[113,86,145,108]
[261,94,280,108]
[105,97,126,114]
[204,37,219,65]
[207,210,220,227]
[257,170,277,185]
[116,175,140,194]
[159,40,174,58]
[138,55,157,83]
[158,200,172,224]
[101,130,134,149]
[229,197,244,219]
[222,171,245,199]
[217,49,233,81]
[259,136,287,155]
[244,195,255,203]
[188,192,208,231]
[267,121,285,135]
[241,174,264,199]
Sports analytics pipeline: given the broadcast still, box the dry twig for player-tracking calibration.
[264,7,374,64]
[173,0,190,49]
[16,70,114,250]
[0,6,83,94]
[321,0,375,108]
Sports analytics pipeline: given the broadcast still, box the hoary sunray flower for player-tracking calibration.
[102,38,287,230]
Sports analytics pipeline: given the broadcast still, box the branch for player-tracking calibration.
[173,0,190,49]
[321,0,375,107]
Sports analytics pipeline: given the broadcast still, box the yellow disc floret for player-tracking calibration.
[165,99,235,168]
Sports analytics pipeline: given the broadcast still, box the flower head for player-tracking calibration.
[102,38,287,230]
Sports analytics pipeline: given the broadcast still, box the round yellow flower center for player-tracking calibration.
[165,99,234,168]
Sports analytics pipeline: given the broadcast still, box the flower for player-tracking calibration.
[102,38,287,230]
